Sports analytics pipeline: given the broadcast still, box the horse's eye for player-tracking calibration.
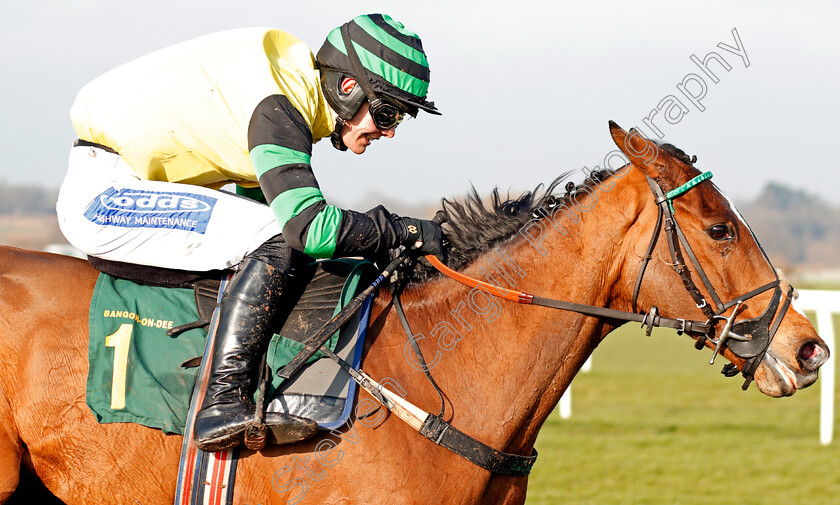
[708,223,732,241]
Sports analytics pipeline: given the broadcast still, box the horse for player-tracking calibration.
[0,122,828,504]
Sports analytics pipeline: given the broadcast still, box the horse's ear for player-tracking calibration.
[608,120,664,178]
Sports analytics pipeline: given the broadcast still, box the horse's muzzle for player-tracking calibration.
[758,339,829,397]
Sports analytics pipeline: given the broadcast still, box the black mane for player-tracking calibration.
[440,174,570,270]
[404,171,579,283]
[403,140,696,284]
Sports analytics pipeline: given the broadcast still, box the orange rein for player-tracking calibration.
[423,254,713,338]
[424,255,535,304]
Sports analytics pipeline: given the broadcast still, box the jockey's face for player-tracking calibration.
[338,79,396,155]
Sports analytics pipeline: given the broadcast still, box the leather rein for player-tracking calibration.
[422,170,794,390]
[282,170,794,478]
[373,170,794,478]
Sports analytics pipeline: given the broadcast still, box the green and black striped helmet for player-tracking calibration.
[317,14,440,122]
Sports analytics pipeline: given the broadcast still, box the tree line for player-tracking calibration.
[0,181,837,268]
[0,182,59,214]
[738,183,840,269]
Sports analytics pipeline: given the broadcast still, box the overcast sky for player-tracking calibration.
[2,0,838,208]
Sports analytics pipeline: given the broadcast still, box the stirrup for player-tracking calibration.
[242,349,319,449]
[263,412,319,446]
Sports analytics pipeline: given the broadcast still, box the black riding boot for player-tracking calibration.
[194,236,320,452]
[192,255,282,452]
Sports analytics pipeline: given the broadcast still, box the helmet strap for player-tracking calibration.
[340,24,381,107]
[330,117,348,151]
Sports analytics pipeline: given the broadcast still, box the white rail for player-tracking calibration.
[558,357,590,419]
[795,289,838,445]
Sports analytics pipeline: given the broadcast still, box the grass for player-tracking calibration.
[525,321,840,505]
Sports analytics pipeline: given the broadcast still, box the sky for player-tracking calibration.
[1,0,838,209]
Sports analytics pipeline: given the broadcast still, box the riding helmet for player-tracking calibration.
[317,13,441,125]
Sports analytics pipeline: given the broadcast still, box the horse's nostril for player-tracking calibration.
[798,341,828,371]
[799,342,818,361]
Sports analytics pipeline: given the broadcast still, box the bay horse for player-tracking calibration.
[0,122,828,504]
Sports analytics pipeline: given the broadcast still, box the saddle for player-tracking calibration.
[85,255,377,437]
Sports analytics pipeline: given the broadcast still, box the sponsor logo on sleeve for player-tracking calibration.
[84,187,218,234]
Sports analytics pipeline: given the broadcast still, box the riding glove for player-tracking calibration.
[393,215,446,261]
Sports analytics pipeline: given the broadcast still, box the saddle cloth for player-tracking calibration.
[86,258,376,435]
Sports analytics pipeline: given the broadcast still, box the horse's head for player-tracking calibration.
[609,121,829,397]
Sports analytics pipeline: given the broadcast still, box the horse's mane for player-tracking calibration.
[439,174,571,270]
[657,142,695,166]
[404,141,694,284]
[405,170,582,284]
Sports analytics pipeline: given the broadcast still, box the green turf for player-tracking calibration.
[525,320,839,505]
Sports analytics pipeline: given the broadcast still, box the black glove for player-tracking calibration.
[393,215,446,262]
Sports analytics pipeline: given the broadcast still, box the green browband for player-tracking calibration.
[664,171,713,213]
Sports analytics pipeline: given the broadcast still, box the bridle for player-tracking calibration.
[427,169,795,389]
[635,171,795,388]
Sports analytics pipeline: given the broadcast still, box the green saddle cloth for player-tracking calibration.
[86,259,372,435]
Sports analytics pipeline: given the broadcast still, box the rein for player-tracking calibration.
[279,169,793,477]
[425,170,793,390]
[424,255,711,337]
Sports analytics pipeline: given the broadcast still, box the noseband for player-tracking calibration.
[634,172,795,389]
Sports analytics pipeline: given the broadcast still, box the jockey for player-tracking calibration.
[57,14,444,452]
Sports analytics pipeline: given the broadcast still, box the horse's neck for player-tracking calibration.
[370,191,635,455]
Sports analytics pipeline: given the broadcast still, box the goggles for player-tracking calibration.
[369,96,407,130]
[339,24,416,132]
